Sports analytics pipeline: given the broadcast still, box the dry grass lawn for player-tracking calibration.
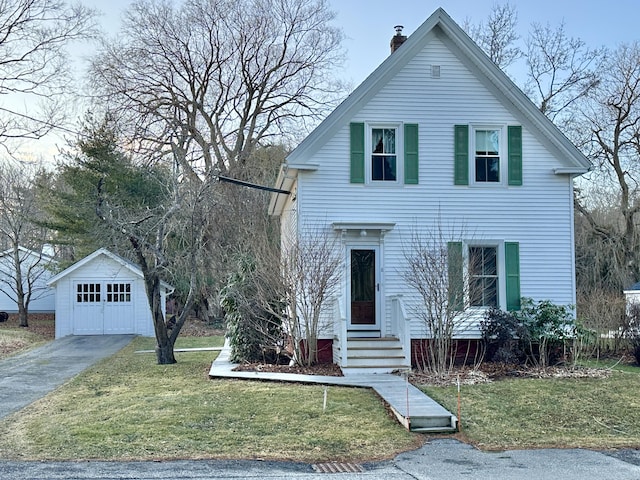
[0,336,421,462]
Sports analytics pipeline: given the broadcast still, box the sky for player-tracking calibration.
[21,0,640,161]
[82,0,640,87]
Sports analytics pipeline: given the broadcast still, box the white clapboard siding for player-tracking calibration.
[293,34,578,340]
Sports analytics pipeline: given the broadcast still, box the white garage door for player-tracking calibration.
[73,281,135,335]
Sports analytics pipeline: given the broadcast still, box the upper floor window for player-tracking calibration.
[371,128,397,181]
[350,122,419,185]
[454,124,521,187]
[474,129,500,183]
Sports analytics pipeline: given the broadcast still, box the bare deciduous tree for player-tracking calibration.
[574,42,640,290]
[96,171,212,365]
[463,2,520,70]
[403,225,483,377]
[89,0,345,181]
[0,162,51,327]
[0,0,96,148]
[524,21,604,122]
[43,115,212,364]
[256,225,342,366]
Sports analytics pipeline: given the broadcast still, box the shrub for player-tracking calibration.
[220,254,284,363]
[481,298,576,367]
[480,308,526,364]
[518,298,575,367]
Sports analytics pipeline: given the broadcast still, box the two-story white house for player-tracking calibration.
[269,8,590,372]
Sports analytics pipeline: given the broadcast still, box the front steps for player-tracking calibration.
[338,336,410,375]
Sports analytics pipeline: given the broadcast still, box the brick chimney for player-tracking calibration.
[390,25,407,53]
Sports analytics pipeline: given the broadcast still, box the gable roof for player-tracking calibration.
[284,7,591,173]
[625,282,640,293]
[0,246,56,264]
[47,248,172,291]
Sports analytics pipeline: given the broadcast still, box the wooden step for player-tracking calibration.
[341,336,409,371]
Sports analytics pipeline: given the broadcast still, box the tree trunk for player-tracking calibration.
[149,280,176,365]
[13,247,28,327]
[155,341,176,365]
[17,303,28,328]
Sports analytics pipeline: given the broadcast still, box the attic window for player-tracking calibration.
[431,65,441,78]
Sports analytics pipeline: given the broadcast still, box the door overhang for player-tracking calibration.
[332,222,395,236]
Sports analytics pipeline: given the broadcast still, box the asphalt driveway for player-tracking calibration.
[0,335,134,419]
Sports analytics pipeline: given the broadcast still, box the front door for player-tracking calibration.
[349,247,380,333]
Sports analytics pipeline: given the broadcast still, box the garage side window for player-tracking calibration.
[107,283,131,302]
[77,283,101,303]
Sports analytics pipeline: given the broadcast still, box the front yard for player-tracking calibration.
[0,335,420,462]
[420,362,640,450]
[1,318,640,461]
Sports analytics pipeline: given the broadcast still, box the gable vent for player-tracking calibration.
[431,65,441,78]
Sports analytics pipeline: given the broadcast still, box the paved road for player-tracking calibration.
[1,439,640,479]
[0,335,134,419]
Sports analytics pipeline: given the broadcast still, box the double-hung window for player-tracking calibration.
[447,241,521,312]
[468,246,498,307]
[454,124,522,186]
[350,122,419,184]
[371,127,397,182]
[474,129,500,183]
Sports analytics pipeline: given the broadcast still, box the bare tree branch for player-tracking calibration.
[0,0,96,148]
[89,0,345,179]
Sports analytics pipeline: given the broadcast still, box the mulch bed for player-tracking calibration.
[233,362,344,377]
[232,359,616,383]
[409,362,613,386]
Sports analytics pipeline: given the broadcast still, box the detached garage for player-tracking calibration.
[48,248,172,338]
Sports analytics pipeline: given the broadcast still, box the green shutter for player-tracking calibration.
[454,125,469,185]
[404,123,419,184]
[447,241,464,311]
[505,242,521,311]
[350,122,365,184]
[508,125,522,186]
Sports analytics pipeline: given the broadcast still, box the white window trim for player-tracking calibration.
[464,240,506,311]
[365,122,403,185]
[469,125,506,187]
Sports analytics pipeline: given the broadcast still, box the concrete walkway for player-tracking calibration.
[209,343,457,432]
[0,335,134,419]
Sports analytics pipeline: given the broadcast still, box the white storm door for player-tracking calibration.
[73,282,104,335]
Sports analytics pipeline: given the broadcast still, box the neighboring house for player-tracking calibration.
[48,248,172,338]
[0,246,56,313]
[624,282,640,313]
[268,9,590,372]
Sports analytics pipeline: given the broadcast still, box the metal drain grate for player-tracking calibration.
[312,462,365,474]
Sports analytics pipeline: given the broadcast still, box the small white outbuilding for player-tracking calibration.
[48,248,172,338]
[0,246,56,313]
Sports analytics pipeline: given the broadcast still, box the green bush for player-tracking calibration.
[220,254,283,363]
[481,298,576,367]
[480,307,526,364]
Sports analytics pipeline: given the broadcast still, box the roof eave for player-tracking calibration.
[268,164,317,217]
[553,167,591,175]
